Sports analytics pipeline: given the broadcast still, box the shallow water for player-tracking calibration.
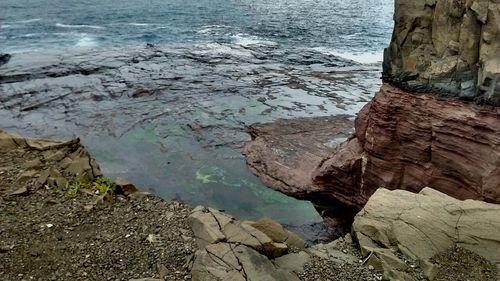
[0,0,394,231]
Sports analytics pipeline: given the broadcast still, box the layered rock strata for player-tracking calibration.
[314,84,500,208]
[0,129,101,194]
[383,0,500,105]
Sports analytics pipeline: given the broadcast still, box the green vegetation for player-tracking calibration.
[67,176,116,198]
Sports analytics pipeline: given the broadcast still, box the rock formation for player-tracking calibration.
[188,206,384,281]
[244,0,500,209]
[352,187,500,280]
[188,206,307,281]
[0,129,101,195]
[314,84,500,208]
[383,0,500,105]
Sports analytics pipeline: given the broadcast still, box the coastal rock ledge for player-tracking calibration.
[244,84,500,208]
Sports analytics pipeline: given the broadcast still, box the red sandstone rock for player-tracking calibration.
[243,116,354,200]
[244,84,500,209]
[314,84,500,207]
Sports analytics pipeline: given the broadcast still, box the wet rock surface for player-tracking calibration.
[0,44,380,228]
[352,187,500,281]
[383,0,500,105]
[0,45,377,140]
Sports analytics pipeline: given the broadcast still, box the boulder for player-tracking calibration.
[115,177,138,195]
[352,187,500,280]
[188,207,308,281]
[251,218,306,251]
[383,0,500,105]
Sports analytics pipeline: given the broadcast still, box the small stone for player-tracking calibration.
[9,187,29,196]
[157,263,169,279]
[116,177,138,196]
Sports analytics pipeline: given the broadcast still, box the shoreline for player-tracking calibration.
[0,45,380,231]
[1,129,498,281]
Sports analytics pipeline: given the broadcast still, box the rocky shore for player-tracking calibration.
[242,0,500,279]
[1,129,498,281]
[1,0,500,280]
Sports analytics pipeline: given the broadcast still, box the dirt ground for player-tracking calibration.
[0,147,196,281]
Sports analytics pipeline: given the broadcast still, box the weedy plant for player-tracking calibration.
[67,177,116,198]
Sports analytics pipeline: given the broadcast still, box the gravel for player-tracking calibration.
[0,149,196,281]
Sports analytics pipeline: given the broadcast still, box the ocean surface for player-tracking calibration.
[1,0,393,62]
[0,0,394,233]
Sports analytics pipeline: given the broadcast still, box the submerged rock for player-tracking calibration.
[352,187,500,280]
[383,0,500,105]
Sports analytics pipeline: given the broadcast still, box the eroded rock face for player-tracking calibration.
[383,0,500,105]
[314,84,500,208]
[0,129,101,194]
[352,187,500,280]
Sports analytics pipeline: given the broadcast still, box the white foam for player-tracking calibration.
[20,33,41,38]
[5,18,41,24]
[129,23,153,26]
[313,47,383,64]
[16,18,42,23]
[0,25,12,29]
[56,23,104,29]
[231,33,277,47]
[192,43,254,57]
[197,25,230,34]
[75,36,98,48]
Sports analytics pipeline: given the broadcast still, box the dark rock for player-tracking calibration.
[0,53,11,66]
